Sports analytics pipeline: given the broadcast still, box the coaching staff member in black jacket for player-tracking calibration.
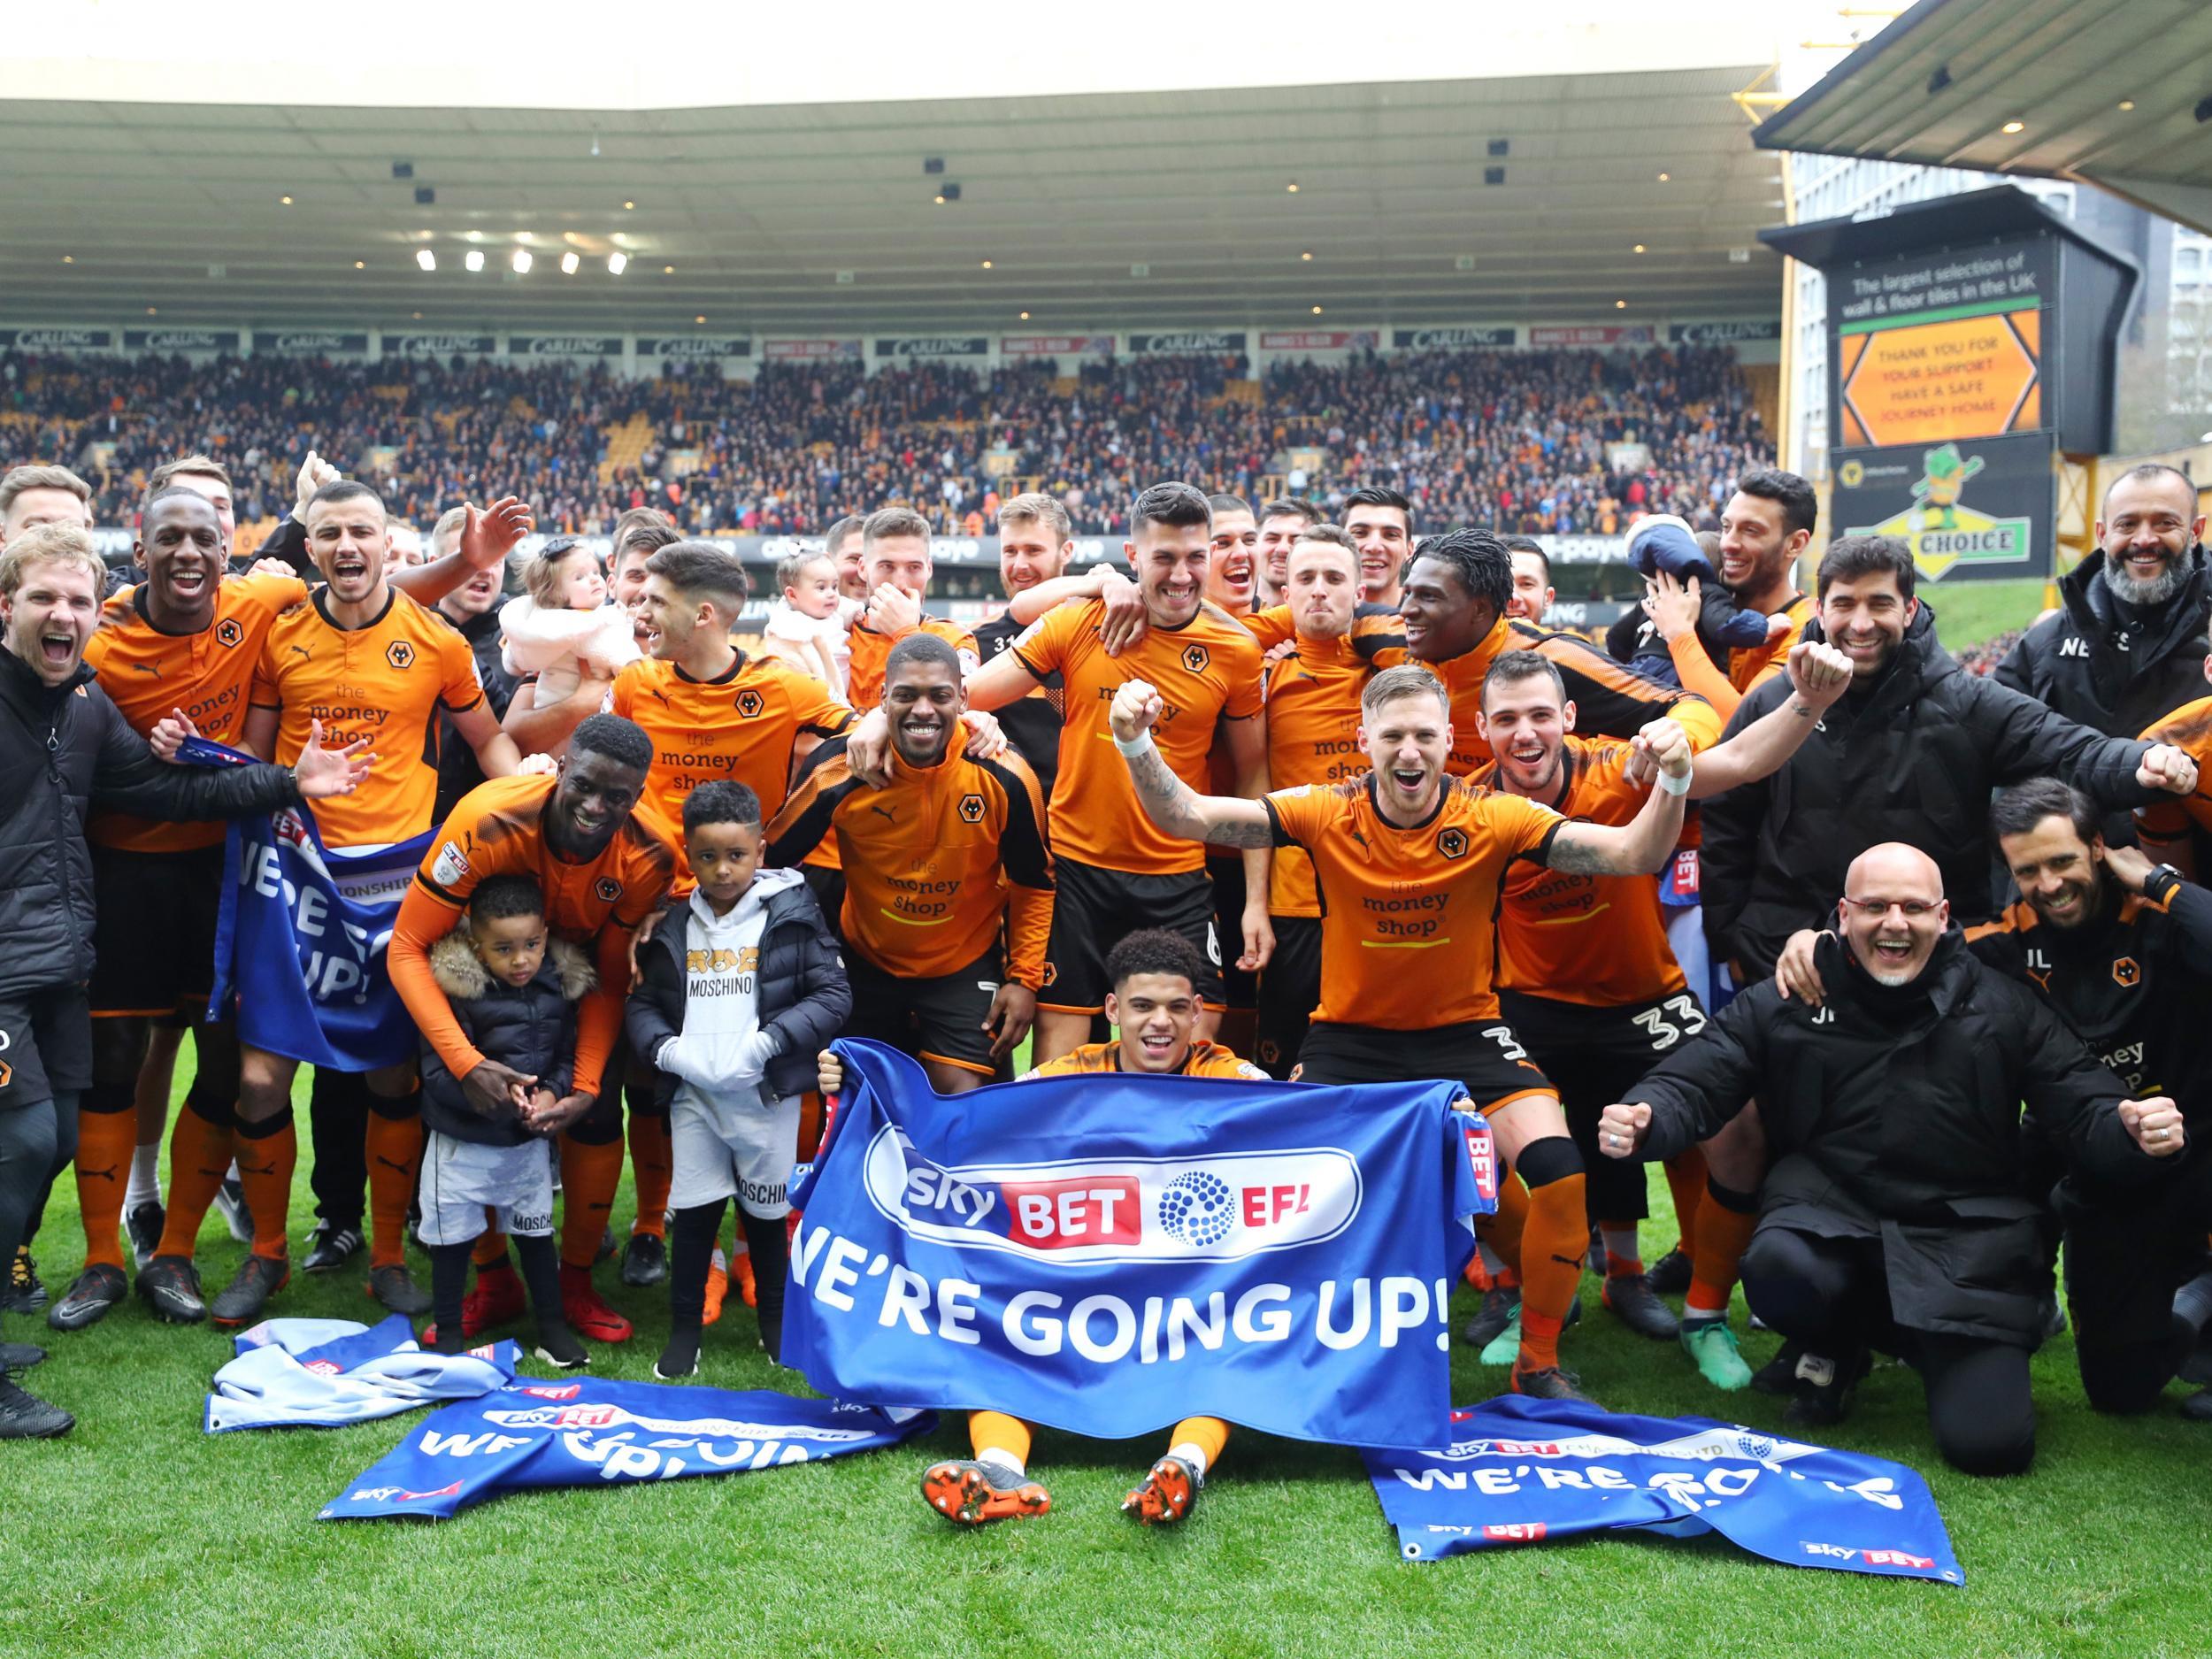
[1600,842,2184,1476]
[1701,534,2199,982]
[1996,464,2209,741]
[0,524,367,1440]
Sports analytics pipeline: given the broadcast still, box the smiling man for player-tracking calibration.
[972,493,1072,798]
[1203,494,1259,615]
[1341,485,1413,607]
[387,713,676,1348]
[1601,841,2185,1472]
[235,480,526,1325]
[843,506,978,714]
[766,634,1053,1093]
[1701,534,2199,986]
[0,521,365,1439]
[2000,464,2210,740]
[44,488,316,1333]
[1109,660,1695,1402]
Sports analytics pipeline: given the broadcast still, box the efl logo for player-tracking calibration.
[862,1126,1361,1263]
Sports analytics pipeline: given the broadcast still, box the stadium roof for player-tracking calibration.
[0,67,1787,336]
[1752,0,2212,237]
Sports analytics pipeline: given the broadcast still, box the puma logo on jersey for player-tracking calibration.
[288,644,312,660]
[868,803,897,824]
[128,663,162,677]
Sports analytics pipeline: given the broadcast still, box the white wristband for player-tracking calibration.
[1111,730,1156,759]
[1657,766,1693,797]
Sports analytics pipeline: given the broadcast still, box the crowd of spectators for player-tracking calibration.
[1,340,1771,538]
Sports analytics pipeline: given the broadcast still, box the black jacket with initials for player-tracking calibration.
[1699,604,2158,977]
[1625,932,2159,1347]
[1967,870,2212,1133]
[1994,546,2212,740]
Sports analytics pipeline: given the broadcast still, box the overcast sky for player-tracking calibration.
[5,0,1890,109]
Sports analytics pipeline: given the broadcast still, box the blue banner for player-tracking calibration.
[1364,1396,1962,1583]
[321,1380,933,1519]
[211,802,430,1071]
[782,1041,1498,1449]
[207,1314,521,1432]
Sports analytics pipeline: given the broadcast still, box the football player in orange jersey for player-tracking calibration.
[222,481,526,1327]
[842,506,978,713]
[1108,661,1692,1403]
[1474,642,1852,1386]
[818,928,1265,1527]
[1251,526,1370,1079]
[1342,486,1413,608]
[765,634,1052,1093]
[843,483,1271,1066]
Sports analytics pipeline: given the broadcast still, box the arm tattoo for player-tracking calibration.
[1126,741,1273,849]
[1544,824,1622,875]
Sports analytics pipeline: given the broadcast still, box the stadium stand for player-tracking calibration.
[4,342,1771,541]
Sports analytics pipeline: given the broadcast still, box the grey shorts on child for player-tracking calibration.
[418,1131,557,1246]
[670,1087,802,1219]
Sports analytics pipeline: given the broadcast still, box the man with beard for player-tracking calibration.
[1253,498,1323,609]
[2000,465,2209,740]
[972,493,1071,796]
[1250,527,1370,1079]
[842,507,978,715]
[765,634,1052,1093]
[847,483,1269,1065]
[1110,661,1695,1403]
[229,482,526,1325]
[1640,470,1818,718]
[0,522,366,1437]
[1703,535,2195,985]
[1601,843,2184,1473]
[1475,642,1852,1375]
[387,714,674,1345]
[1962,780,2212,1421]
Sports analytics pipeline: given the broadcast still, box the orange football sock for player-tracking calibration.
[472,1229,510,1268]
[365,1109,425,1270]
[1663,1147,1708,1256]
[1166,1416,1230,1473]
[1481,1176,1529,1286]
[559,1134,626,1271]
[73,1092,137,1272]
[969,1410,1033,1471]
[627,1112,672,1240]
[1517,1173,1588,1371]
[158,1100,234,1258]
[234,1115,297,1262]
[1688,1187,1758,1317]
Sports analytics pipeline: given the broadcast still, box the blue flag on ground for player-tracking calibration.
[211,796,429,1071]
[1363,1395,1962,1583]
[320,1379,934,1519]
[782,1041,1499,1450]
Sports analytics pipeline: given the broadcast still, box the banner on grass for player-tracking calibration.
[322,1379,933,1519]
[782,1041,1498,1449]
[1364,1396,1962,1582]
[211,785,430,1071]
[208,1314,520,1432]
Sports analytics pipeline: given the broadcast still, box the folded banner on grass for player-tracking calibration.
[1364,1396,1962,1583]
[321,1379,933,1519]
[208,1315,519,1432]
[782,1041,1498,1449]
[210,780,431,1071]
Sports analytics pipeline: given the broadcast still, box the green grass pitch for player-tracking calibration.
[5,1071,2210,1659]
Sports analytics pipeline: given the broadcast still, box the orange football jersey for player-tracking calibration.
[1263,775,1564,1029]
[88,571,308,852]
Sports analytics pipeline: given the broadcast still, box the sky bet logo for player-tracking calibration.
[861,1128,1360,1264]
